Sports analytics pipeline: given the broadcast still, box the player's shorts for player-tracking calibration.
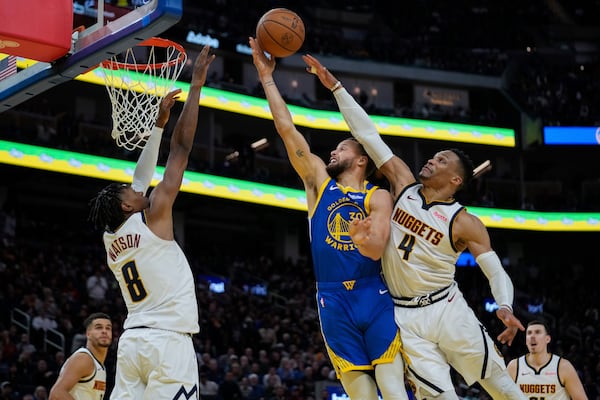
[392,282,506,397]
[317,275,403,377]
[110,327,198,400]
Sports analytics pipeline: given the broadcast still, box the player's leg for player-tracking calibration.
[438,288,523,399]
[144,330,199,399]
[339,370,379,400]
[359,277,409,399]
[318,288,380,399]
[110,331,145,400]
[394,307,457,399]
[478,363,527,400]
[374,352,409,400]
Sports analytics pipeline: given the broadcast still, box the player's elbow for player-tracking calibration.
[274,118,295,134]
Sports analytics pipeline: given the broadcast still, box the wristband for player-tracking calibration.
[330,81,342,92]
[499,304,513,313]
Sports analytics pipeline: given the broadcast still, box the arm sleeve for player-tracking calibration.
[476,251,514,311]
[332,88,393,168]
[131,126,163,194]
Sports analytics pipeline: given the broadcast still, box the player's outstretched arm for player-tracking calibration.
[160,45,215,195]
[131,89,181,195]
[249,38,327,202]
[301,54,415,198]
[147,45,215,237]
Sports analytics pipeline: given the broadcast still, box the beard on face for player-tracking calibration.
[326,158,352,179]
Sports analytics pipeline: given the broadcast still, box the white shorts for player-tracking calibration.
[110,327,199,400]
[394,283,506,397]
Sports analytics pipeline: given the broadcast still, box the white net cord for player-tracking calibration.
[100,41,187,150]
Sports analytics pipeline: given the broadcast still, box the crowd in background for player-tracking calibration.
[182,0,600,126]
[0,194,599,399]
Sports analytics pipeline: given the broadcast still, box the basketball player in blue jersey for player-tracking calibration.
[88,45,215,400]
[507,320,588,400]
[49,313,112,400]
[249,37,408,400]
[303,54,527,400]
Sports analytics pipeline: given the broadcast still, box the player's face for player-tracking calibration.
[326,140,360,178]
[419,150,461,184]
[525,323,550,354]
[120,185,150,212]
[87,318,113,348]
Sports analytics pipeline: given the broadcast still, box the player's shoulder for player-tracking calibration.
[370,186,393,205]
[556,355,576,371]
[64,349,95,370]
[457,207,485,226]
[452,207,487,238]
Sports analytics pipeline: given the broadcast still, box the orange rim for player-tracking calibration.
[101,37,186,71]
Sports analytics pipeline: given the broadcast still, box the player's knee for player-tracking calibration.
[421,390,459,400]
[339,370,378,400]
[479,364,526,400]
[375,354,409,400]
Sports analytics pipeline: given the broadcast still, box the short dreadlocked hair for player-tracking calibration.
[448,148,474,191]
[88,183,127,233]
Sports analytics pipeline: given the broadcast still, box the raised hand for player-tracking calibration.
[249,37,276,79]
[156,89,182,128]
[302,54,339,90]
[191,44,216,88]
[496,307,525,346]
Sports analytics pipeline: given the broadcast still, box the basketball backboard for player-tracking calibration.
[0,0,182,112]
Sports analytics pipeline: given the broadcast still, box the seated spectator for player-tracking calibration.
[199,373,218,400]
[246,373,266,400]
[0,381,17,400]
[85,267,108,306]
[31,386,47,400]
[218,371,242,400]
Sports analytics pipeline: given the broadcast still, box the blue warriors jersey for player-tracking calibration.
[309,178,403,375]
[309,178,382,282]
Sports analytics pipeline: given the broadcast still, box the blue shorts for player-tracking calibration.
[317,275,402,374]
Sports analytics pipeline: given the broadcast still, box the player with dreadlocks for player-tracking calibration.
[88,44,215,400]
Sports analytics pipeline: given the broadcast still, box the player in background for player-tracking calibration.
[88,45,215,400]
[303,53,526,400]
[49,313,112,400]
[249,37,409,400]
[507,320,588,400]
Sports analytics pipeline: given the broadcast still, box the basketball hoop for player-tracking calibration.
[99,37,187,150]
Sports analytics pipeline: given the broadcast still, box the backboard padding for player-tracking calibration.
[0,0,182,111]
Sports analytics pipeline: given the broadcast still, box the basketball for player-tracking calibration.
[256,8,305,58]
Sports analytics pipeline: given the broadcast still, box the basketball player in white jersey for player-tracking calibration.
[88,45,215,400]
[507,320,588,400]
[303,54,527,400]
[49,313,112,400]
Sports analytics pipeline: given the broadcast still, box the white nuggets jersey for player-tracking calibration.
[103,212,199,333]
[382,183,464,298]
[515,354,569,400]
[61,348,106,399]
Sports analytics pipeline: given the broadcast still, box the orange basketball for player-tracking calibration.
[256,8,305,58]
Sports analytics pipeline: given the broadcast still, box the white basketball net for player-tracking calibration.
[100,39,187,150]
